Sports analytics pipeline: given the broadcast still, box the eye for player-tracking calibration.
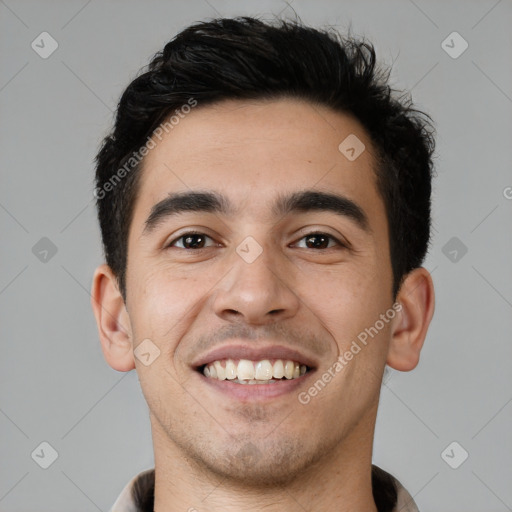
[168,231,216,249]
[294,232,345,250]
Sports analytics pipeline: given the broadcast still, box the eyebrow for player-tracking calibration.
[142,189,370,235]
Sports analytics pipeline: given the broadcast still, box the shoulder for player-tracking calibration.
[109,468,155,512]
[372,465,419,512]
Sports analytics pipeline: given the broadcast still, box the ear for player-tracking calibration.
[91,264,135,372]
[386,267,435,371]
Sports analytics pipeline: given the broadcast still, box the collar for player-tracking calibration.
[110,465,419,512]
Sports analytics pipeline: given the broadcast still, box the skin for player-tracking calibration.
[91,98,435,511]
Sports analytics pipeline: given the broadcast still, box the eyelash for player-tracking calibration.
[167,230,347,250]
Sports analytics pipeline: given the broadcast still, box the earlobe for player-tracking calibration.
[91,264,135,372]
[386,267,435,372]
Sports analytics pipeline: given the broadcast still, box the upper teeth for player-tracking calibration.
[203,359,307,382]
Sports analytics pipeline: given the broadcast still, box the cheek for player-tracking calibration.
[302,263,391,356]
[127,261,209,342]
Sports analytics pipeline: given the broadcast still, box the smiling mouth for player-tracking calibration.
[198,358,310,384]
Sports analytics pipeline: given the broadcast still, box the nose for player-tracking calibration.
[212,245,300,326]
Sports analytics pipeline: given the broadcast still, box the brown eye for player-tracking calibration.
[305,234,330,249]
[169,232,214,249]
[296,233,342,250]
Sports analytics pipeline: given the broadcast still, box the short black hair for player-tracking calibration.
[94,16,435,300]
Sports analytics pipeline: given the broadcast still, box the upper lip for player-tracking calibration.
[192,343,318,370]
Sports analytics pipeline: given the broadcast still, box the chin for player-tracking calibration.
[194,437,325,488]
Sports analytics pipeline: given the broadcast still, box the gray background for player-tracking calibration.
[1,0,511,510]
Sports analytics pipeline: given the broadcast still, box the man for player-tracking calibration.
[91,16,435,512]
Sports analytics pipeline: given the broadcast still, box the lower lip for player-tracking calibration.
[197,372,314,401]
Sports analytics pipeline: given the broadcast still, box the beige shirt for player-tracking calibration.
[109,465,419,512]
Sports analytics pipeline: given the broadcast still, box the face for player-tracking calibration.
[124,98,396,485]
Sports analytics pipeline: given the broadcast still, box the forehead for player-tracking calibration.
[131,98,387,235]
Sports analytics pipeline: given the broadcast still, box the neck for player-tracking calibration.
[151,414,379,512]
